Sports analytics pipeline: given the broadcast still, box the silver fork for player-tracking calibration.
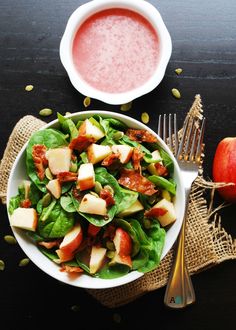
[158,114,206,308]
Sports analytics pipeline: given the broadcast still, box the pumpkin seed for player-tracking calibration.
[70,162,78,173]
[162,190,171,201]
[25,84,34,92]
[113,313,121,323]
[175,68,183,75]
[90,191,99,198]
[143,218,152,229]
[113,131,124,140]
[120,101,132,111]
[71,305,80,312]
[45,167,53,180]
[65,112,71,116]
[171,88,181,99]
[104,185,114,196]
[39,108,53,116]
[106,250,115,259]
[19,258,30,267]
[0,260,5,271]
[83,96,91,107]
[4,235,17,245]
[41,193,52,207]
[141,112,150,124]
[106,241,115,251]
[94,181,102,194]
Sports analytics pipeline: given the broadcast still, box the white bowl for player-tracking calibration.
[60,0,172,105]
[7,111,184,289]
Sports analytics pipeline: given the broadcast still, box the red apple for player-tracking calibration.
[109,252,132,268]
[55,249,74,262]
[113,228,132,256]
[89,246,107,274]
[213,137,236,202]
[87,223,101,237]
[59,223,83,254]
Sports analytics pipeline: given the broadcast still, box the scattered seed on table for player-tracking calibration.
[120,101,132,111]
[65,112,71,116]
[71,305,80,312]
[18,258,30,267]
[141,112,150,124]
[39,108,53,116]
[83,96,91,107]
[171,88,181,99]
[4,235,17,245]
[113,313,122,324]
[0,260,5,271]
[175,68,183,75]
[25,84,34,92]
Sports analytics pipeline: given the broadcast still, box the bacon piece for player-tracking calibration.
[60,264,84,273]
[154,163,169,177]
[88,224,101,237]
[100,188,115,206]
[38,240,61,249]
[126,129,158,143]
[32,144,48,180]
[118,169,157,196]
[101,153,120,167]
[145,207,167,218]
[57,171,78,183]
[132,147,144,173]
[69,135,95,152]
[20,199,32,208]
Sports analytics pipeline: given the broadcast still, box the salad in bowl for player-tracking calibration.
[7,111,185,289]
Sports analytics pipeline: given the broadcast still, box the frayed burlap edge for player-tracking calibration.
[1,96,235,308]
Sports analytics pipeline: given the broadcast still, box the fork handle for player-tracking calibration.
[164,192,196,308]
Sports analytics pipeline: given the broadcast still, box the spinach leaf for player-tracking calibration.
[120,134,151,155]
[38,201,74,238]
[26,231,44,243]
[57,113,78,140]
[60,195,76,213]
[130,219,166,273]
[61,182,74,194]
[148,175,176,195]
[38,246,58,261]
[29,183,42,205]
[26,129,68,192]
[75,249,90,273]
[8,195,21,215]
[116,188,138,214]
[158,147,174,174]
[97,263,130,279]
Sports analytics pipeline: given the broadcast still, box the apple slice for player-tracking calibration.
[10,207,37,231]
[46,179,61,199]
[113,228,132,256]
[78,119,105,141]
[151,198,176,227]
[59,223,83,254]
[87,144,111,164]
[109,252,132,268]
[77,163,95,191]
[79,193,107,216]
[89,246,107,274]
[147,150,162,175]
[111,145,133,164]
[46,147,72,175]
[118,199,144,217]
[55,249,74,262]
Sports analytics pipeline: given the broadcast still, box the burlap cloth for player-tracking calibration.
[1,95,236,308]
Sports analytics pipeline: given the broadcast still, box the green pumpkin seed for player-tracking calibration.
[25,84,34,92]
[106,250,115,259]
[19,258,30,267]
[171,88,181,99]
[65,112,71,116]
[0,260,5,271]
[41,193,52,207]
[71,305,80,312]
[175,68,183,75]
[69,162,78,173]
[104,185,114,196]
[113,131,124,140]
[113,313,122,324]
[4,235,17,245]
[45,167,53,180]
[106,241,115,251]
[39,108,53,117]
[94,181,102,194]
[83,96,91,107]
[120,101,132,111]
[141,112,150,124]
[143,218,152,229]
[90,191,99,198]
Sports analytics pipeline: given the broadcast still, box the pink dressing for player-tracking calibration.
[72,8,159,94]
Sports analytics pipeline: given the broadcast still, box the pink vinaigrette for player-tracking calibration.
[72,8,160,93]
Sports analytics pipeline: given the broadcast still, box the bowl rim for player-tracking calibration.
[7,110,185,289]
[59,0,172,105]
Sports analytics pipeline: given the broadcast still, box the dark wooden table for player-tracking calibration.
[1,1,236,329]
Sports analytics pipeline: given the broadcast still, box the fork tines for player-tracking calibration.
[158,114,179,156]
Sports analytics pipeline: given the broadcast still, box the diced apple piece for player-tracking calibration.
[46,179,61,199]
[113,228,132,256]
[109,252,132,268]
[89,246,107,274]
[79,193,107,216]
[152,198,176,227]
[111,145,133,164]
[77,163,95,191]
[118,199,144,217]
[78,119,105,141]
[147,150,162,175]
[10,207,37,231]
[59,223,83,253]
[55,249,74,262]
[87,144,111,164]
[46,147,72,175]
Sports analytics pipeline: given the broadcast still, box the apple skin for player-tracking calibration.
[113,228,132,256]
[59,223,83,254]
[212,137,236,202]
